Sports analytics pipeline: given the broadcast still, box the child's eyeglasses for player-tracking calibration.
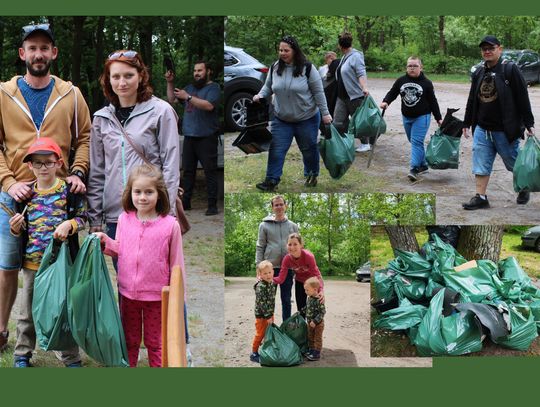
[31,161,57,169]
[108,50,138,60]
[22,23,51,34]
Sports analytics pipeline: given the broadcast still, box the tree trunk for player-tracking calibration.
[327,193,334,268]
[92,16,106,112]
[385,226,419,253]
[457,225,504,262]
[438,16,447,55]
[138,17,153,83]
[71,16,86,86]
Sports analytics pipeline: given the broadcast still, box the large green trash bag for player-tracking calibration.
[374,270,396,302]
[280,312,308,353]
[425,278,444,298]
[423,234,467,283]
[492,303,538,351]
[388,249,432,279]
[32,240,78,351]
[425,129,461,169]
[318,124,355,179]
[348,95,386,140]
[498,257,540,299]
[441,260,499,303]
[374,298,427,330]
[513,135,540,192]
[259,324,302,367]
[68,235,129,367]
[413,289,483,356]
[393,275,426,301]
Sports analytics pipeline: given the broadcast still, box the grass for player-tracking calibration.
[367,70,471,83]
[501,232,540,279]
[184,235,224,274]
[225,143,386,193]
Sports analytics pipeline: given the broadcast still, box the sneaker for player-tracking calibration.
[407,168,419,182]
[249,352,260,363]
[306,350,320,361]
[355,143,371,153]
[0,331,8,353]
[255,179,279,192]
[66,361,82,368]
[304,175,318,187]
[205,206,218,216]
[462,194,490,210]
[14,356,32,368]
[517,190,530,205]
[417,165,429,175]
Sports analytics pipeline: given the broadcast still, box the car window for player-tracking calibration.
[520,52,539,64]
[224,52,239,67]
[502,51,519,62]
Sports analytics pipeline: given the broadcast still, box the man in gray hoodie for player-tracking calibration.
[255,195,299,321]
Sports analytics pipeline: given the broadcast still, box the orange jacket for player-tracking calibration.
[0,75,91,191]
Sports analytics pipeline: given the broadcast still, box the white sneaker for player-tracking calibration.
[355,143,371,153]
[186,345,194,367]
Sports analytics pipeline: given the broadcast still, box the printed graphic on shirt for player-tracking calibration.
[479,72,498,103]
[399,82,424,107]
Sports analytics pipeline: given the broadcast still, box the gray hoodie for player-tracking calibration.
[255,215,299,268]
[337,49,367,100]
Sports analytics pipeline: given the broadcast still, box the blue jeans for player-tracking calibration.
[274,267,293,321]
[0,191,22,271]
[266,112,321,182]
[472,126,520,175]
[402,114,431,169]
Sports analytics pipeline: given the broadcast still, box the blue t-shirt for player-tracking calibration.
[182,82,221,137]
[17,77,55,130]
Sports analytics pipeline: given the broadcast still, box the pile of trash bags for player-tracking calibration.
[259,312,307,367]
[372,234,540,356]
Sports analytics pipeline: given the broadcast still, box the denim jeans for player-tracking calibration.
[273,267,293,321]
[266,112,320,182]
[0,191,22,271]
[472,126,520,175]
[402,114,431,169]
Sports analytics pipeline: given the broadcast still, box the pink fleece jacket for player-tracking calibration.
[103,211,186,301]
[274,249,324,290]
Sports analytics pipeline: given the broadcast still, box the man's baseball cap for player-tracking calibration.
[23,138,62,162]
[21,23,55,44]
[479,35,500,47]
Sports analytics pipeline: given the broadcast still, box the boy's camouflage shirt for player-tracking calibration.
[306,296,326,325]
[254,280,277,319]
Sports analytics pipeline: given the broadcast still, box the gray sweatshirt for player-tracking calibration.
[337,49,367,100]
[255,215,299,268]
[258,62,329,122]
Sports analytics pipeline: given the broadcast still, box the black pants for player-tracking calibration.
[182,135,218,204]
[273,268,294,321]
[295,280,307,317]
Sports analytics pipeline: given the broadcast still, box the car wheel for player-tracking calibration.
[225,91,253,132]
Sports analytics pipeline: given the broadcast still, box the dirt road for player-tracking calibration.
[224,277,431,368]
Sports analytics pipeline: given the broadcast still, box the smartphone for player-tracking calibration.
[164,56,175,74]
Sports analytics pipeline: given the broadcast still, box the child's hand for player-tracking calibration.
[93,232,107,242]
[9,213,25,234]
[53,221,73,241]
[266,316,274,324]
[309,321,316,328]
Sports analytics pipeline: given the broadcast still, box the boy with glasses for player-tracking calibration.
[8,138,86,367]
[380,56,442,181]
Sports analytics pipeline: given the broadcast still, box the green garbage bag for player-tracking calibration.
[68,235,129,367]
[280,312,308,353]
[388,249,432,279]
[393,275,426,301]
[318,124,355,179]
[492,302,538,351]
[425,278,444,298]
[442,260,499,303]
[413,289,483,356]
[374,270,396,302]
[348,95,386,141]
[423,234,467,283]
[374,298,427,330]
[32,240,77,351]
[425,129,461,169]
[513,135,540,192]
[259,324,302,367]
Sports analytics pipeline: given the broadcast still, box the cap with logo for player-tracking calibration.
[23,138,62,162]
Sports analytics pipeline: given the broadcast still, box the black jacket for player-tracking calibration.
[464,59,534,142]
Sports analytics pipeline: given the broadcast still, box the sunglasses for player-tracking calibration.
[22,23,51,34]
[108,50,138,60]
[281,36,297,47]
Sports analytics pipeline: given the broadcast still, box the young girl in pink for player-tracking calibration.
[95,164,185,367]
[274,233,324,316]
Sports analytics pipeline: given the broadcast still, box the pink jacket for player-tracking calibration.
[274,249,324,290]
[103,211,185,301]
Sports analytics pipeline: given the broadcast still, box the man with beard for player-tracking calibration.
[0,23,90,364]
[165,61,220,215]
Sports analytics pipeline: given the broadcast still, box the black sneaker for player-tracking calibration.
[517,190,530,205]
[304,175,318,187]
[0,331,8,353]
[249,352,260,363]
[462,194,490,210]
[256,179,279,192]
[407,168,419,182]
[417,165,429,174]
[306,350,320,361]
[66,361,82,368]
[14,356,32,368]
[205,206,219,216]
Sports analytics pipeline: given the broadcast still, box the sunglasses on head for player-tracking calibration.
[22,23,50,34]
[108,50,138,60]
[281,36,297,47]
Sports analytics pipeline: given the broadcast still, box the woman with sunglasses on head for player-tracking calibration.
[87,50,180,243]
[253,36,332,191]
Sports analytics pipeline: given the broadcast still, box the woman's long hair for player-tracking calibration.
[276,35,308,78]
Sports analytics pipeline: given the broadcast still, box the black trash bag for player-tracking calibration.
[233,127,272,154]
[426,225,461,248]
[440,108,464,138]
[246,99,270,127]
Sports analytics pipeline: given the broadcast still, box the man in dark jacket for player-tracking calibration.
[462,35,535,210]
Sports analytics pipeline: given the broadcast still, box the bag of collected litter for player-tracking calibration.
[513,135,540,192]
[425,129,461,170]
[68,235,129,367]
[491,302,538,351]
[259,324,302,367]
[393,275,426,301]
[318,124,355,179]
[422,234,467,283]
[280,312,308,353]
[439,108,464,138]
[374,298,427,331]
[442,260,499,303]
[374,270,396,302]
[388,249,432,279]
[413,289,483,356]
[32,239,78,351]
[348,95,386,141]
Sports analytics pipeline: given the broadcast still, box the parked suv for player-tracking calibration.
[224,45,268,131]
[521,225,540,252]
[470,49,540,84]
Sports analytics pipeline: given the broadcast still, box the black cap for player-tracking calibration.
[479,35,500,47]
[21,24,55,44]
